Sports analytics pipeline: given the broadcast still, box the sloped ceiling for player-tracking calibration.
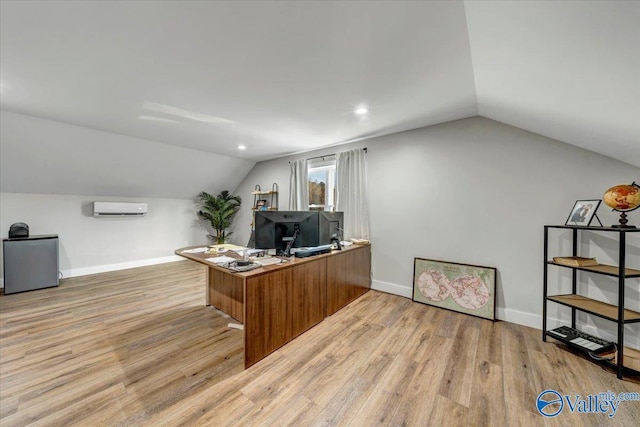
[465,1,640,167]
[1,1,638,166]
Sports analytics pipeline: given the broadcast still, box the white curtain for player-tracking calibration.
[336,148,370,240]
[289,158,308,211]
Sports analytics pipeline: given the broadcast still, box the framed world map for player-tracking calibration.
[413,258,496,321]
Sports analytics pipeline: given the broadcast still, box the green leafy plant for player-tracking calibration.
[197,190,242,244]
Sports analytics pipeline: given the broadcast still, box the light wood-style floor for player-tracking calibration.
[1,261,639,427]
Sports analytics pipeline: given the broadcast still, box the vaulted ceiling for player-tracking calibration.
[1,1,638,166]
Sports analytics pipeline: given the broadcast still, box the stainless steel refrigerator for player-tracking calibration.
[3,235,59,295]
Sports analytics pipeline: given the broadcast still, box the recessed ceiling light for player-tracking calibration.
[354,107,369,116]
[238,145,247,150]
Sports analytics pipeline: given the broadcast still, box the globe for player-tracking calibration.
[603,182,640,227]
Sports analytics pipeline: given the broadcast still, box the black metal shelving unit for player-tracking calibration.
[543,225,640,379]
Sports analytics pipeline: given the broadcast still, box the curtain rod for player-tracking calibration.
[305,147,367,162]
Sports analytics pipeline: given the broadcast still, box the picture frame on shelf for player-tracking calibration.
[412,258,496,321]
[565,199,601,227]
[256,199,267,210]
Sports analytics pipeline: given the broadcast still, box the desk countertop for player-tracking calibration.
[175,243,369,278]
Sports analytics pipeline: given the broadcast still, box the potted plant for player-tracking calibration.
[197,190,242,244]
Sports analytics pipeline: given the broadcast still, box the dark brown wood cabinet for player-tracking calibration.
[245,267,292,365]
[245,258,327,366]
[208,268,245,322]
[326,244,371,316]
[290,257,327,337]
[177,243,371,368]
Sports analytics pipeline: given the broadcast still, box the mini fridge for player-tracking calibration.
[3,235,59,295]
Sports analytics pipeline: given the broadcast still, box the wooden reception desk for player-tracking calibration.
[175,244,371,368]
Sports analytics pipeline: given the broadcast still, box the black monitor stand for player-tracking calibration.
[331,235,342,250]
[282,225,300,257]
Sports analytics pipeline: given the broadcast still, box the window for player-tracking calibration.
[308,159,336,211]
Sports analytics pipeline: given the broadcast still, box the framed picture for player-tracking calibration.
[565,199,601,226]
[256,199,267,210]
[413,258,496,321]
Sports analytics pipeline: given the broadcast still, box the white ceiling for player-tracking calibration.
[1,1,638,165]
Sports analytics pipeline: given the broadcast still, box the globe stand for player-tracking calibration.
[612,211,636,228]
[604,182,639,228]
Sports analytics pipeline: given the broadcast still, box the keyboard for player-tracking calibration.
[294,245,333,258]
[546,326,614,354]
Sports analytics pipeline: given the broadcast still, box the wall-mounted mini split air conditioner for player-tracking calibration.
[93,202,148,217]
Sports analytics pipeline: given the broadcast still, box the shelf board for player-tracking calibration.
[251,191,277,195]
[547,261,640,278]
[547,294,640,323]
[545,225,640,233]
[252,207,278,211]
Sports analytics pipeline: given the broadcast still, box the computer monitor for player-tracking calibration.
[318,211,343,245]
[254,211,319,254]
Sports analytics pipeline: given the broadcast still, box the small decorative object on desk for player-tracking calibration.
[208,243,246,254]
[603,182,640,228]
[350,238,369,245]
[565,199,601,227]
[552,256,598,267]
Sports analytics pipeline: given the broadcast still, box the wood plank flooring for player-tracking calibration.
[1,260,639,426]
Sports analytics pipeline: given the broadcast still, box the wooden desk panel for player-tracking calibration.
[175,244,370,368]
[244,258,326,367]
[207,268,244,323]
[326,244,371,316]
[244,267,291,366]
[290,258,326,338]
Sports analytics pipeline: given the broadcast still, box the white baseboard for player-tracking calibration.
[371,279,413,298]
[60,255,184,279]
[371,279,540,327]
[497,307,541,329]
[0,255,185,288]
[370,279,623,341]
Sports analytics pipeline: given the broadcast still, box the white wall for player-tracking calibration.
[0,110,254,283]
[233,117,640,331]
[0,193,209,281]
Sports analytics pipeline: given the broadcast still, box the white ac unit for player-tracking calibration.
[93,202,148,217]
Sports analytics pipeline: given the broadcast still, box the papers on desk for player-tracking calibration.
[209,244,247,252]
[205,255,236,264]
[181,247,208,254]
